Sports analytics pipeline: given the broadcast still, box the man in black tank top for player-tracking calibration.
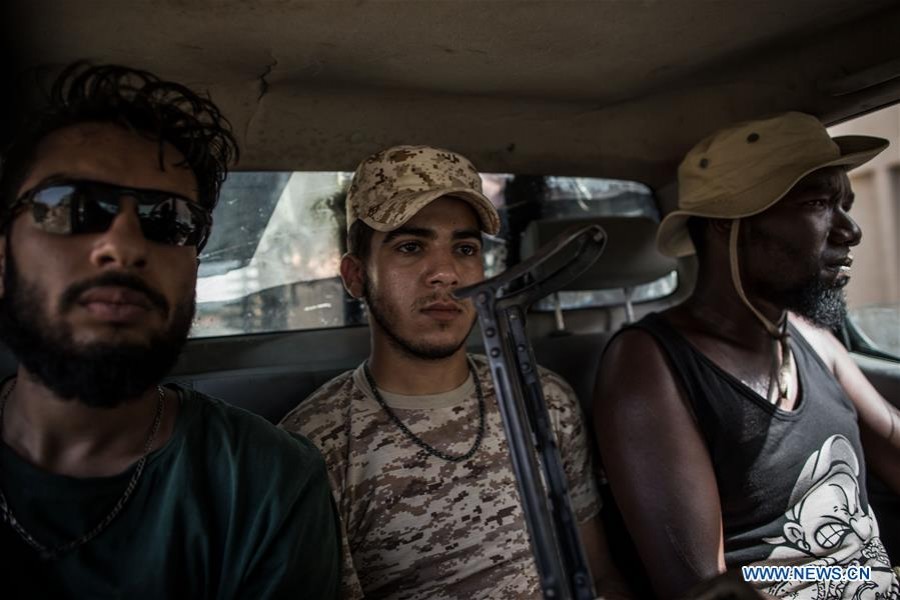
[594,112,900,599]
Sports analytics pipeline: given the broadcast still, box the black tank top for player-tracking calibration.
[618,313,898,597]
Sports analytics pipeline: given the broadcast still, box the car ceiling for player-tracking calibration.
[7,1,900,190]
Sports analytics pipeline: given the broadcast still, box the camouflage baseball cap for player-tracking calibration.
[346,145,501,235]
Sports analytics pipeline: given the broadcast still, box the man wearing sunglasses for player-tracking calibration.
[0,63,340,598]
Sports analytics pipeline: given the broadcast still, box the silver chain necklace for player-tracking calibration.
[363,359,485,463]
[0,380,165,560]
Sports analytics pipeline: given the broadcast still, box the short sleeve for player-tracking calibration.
[540,369,602,523]
[337,503,365,599]
[235,436,342,599]
[278,374,363,598]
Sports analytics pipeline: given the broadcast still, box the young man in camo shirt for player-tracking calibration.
[281,145,623,599]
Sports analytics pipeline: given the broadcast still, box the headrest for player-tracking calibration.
[520,216,677,291]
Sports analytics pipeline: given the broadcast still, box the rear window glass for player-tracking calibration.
[192,172,673,337]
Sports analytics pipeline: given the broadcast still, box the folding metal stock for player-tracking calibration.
[455,225,607,600]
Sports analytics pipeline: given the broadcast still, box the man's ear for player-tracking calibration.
[705,217,734,249]
[340,253,366,299]
[709,218,733,235]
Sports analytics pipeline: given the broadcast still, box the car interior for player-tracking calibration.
[3,0,900,591]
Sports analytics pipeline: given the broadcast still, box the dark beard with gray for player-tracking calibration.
[780,275,848,331]
[0,251,194,408]
[363,277,472,361]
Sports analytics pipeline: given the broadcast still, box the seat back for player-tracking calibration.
[169,326,371,423]
[532,332,614,423]
[521,215,676,292]
[175,365,351,423]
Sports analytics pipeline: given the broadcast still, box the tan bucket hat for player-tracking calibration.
[657,111,888,257]
[346,144,501,235]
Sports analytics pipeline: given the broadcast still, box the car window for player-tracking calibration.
[194,172,351,337]
[828,105,900,359]
[191,172,670,337]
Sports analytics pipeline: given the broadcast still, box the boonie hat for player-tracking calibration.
[346,145,500,235]
[657,111,888,257]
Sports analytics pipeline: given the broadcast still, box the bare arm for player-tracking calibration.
[795,318,900,494]
[579,515,633,599]
[593,330,726,597]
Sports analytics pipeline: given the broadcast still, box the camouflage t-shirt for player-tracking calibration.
[280,354,600,600]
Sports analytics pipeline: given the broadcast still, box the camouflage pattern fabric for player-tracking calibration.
[345,144,501,235]
[280,354,600,600]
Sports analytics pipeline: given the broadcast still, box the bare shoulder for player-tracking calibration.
[788,313,845,373]
[597,326,681,402]
[593,322,706,447]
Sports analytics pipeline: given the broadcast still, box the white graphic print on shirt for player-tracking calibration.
[753,435,899,599]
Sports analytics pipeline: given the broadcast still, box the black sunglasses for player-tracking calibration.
[10,180,213,250]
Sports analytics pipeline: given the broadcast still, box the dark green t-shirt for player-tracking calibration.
[0,386,340,599]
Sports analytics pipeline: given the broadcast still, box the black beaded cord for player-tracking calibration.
[363,359,485,463]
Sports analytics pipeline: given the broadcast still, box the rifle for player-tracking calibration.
[455,225,607,600]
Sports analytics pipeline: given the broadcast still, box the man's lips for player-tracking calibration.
[420,301,464,321]
[77,286,153,321]
[825,253,854,274]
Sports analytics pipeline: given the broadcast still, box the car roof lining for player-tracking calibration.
[8,0,900,188]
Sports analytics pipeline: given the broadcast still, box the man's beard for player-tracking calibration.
[0,251,194,408]
[779,274,848,331]
[740,224,849,332]
[363,277,473,361]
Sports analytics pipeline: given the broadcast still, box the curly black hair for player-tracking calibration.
[0,61,239,225]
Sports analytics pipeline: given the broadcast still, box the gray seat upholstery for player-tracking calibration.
[171,367,349,424]
[524,215,674,417]
[532,332,614,423]
[174,333,612,425]
[173,329,614,425]
[165,326,371,423]
[0,332,614,425]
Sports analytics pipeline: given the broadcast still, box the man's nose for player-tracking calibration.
[89,198,149,269]
[831,209,862,247]
[425,251,461,287]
